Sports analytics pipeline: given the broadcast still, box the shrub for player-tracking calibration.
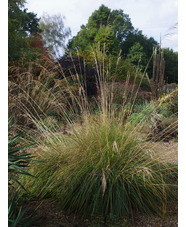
[128,102,157,125]
[163,83,178,94]
[159,88,178,115]
[108,82,151,108]
[127,98,178,141]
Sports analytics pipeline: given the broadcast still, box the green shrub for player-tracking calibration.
[158,104,173,118]
[128,102,157,125]
[159,88,178,115]
[127,100,178,141]
[108,82,151,108]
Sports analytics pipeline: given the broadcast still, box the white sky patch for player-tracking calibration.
[25,0,178,51]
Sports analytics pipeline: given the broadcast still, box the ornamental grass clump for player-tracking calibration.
[19,112,177,219]
[17,49,177,221]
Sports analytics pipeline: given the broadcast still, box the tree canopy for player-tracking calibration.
[67,4,158,76]
[163,48,178,83]
[39,13,71,57]
[8,0,41,60]
[127,42,148,71]
[68,4,136,55]
[8,2,178,84]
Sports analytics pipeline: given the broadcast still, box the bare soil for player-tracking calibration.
[150,141,178,164]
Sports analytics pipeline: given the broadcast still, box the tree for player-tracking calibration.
[8,0,41,60]
[67,4,135,55]
[121,30,157,57]
[127,42,148,71]
[67,4,158,77]
[94,25,116,53]
[121,30,158,76]
[39,13,71,58]
[163,48,178,83]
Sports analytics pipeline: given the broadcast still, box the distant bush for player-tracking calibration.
[128,98,178,141]
[163,83,178,94]
[110,58,151,92]
[128,102,158,126]
[160,87,178,115]
[109,82,151,107]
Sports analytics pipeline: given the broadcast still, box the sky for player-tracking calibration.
[25,0,178,52]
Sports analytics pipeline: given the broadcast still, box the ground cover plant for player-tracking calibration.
[128,89,178,142]
[8,49,178,225]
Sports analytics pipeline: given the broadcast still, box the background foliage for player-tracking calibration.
[8,0,41,61]
[39,13,71,57]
